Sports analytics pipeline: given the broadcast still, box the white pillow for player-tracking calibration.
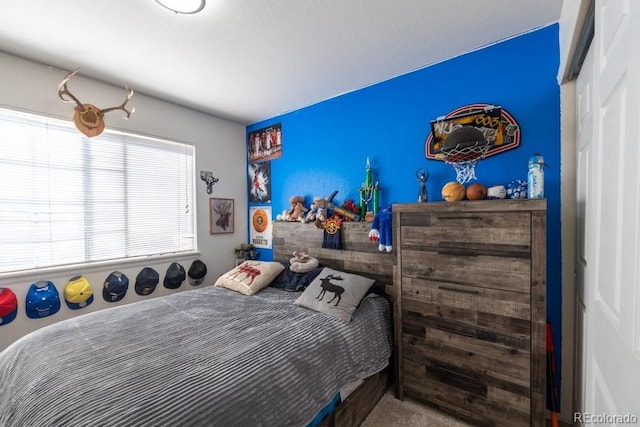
[214,261,285,295]
[294,267,374,321]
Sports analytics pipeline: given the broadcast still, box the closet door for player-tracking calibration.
[574,40,593,417]
[583,0,640,417]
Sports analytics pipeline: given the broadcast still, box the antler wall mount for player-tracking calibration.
[57,68,135,137]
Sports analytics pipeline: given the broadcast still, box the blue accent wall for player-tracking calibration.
[248,24,562,398]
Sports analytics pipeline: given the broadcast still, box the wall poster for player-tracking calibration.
[248,161,271,204]
[247,123,282,163]
[249,206,272,249]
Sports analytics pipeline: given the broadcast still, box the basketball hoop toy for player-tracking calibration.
[441,142,490,184]
[425,104,522,184]
[439,126,490,184]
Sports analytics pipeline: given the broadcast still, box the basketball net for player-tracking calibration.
[442,144,491,184]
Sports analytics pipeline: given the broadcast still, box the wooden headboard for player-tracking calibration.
[272,221,395,297]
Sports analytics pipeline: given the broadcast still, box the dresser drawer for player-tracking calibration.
[401,277,531,333]
[403,355,532,427]
[400,248,531,293]
[402,319,530,388]
[398,210,531,251]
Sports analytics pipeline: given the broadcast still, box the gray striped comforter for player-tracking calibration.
[0,286,392,427]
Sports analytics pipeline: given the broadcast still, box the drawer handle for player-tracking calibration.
[437,249,479,257]
[438,285,480,295]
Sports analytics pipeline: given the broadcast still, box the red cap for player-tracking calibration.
[0,288,18,325]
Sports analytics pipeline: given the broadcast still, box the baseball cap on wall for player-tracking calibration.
[64,275,94,310]
[0,288,18,326]
[135,267,159,296]
[187,260,207,286]
[163,262,186,289]
[25,281,61,319]
[103,271,129,302]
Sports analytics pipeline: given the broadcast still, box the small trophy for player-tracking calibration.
[416,168,429,202]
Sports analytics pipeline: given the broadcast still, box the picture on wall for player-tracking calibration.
[249,206,272,249]
[248,161,271,204]
[209,198,234,234]
[247,123,282,163]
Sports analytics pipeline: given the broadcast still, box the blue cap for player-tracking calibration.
[135,267,159,295]
[103,271,129,302]
[25,281,61,319]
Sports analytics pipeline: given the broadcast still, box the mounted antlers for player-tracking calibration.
[57,68,135,137]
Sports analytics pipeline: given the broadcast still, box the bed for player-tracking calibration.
[0,221,395,427]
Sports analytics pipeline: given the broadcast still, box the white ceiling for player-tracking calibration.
[0,1,561,125]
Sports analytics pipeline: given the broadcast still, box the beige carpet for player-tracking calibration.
[361,390,475,427]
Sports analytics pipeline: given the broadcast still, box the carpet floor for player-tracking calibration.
[361,389,475,427]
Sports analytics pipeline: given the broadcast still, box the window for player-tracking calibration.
[0,107,196,274]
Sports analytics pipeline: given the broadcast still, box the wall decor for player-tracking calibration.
[248,161,271,203]
[249,206,272,248]
[247,123,282,163]
[424,104,520,160]
[210,198,234,234]
[57,68,134,138]
[200,171,219,194]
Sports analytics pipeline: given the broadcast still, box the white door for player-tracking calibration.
[574,40,593,418]
[581,0,640,421]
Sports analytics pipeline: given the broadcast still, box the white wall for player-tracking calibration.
[0,52,247,351]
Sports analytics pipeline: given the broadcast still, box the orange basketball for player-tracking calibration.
[466,183,487,200]
[441,181,466,202]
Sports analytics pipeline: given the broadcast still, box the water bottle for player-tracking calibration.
[527,153,545,199]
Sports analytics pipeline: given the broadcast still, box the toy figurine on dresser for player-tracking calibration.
[368,205,392,252]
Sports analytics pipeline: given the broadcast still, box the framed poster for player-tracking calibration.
[248,161,271,204]
[247,123,282,163]
[249,206,272,249]
[209,198,234,234]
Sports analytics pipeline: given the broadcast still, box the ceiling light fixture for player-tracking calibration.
[154,0,206,14]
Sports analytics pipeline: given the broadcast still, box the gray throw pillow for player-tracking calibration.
[294,267,374,322]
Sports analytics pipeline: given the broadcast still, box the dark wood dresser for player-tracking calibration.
[392,199,546,426]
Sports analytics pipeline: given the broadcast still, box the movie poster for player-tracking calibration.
[248,161,271,204]
[249,206,272,249]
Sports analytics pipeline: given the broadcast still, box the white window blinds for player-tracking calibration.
[0,107,196,274]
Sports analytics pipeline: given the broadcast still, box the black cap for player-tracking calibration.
[163,262,186,289]
[135,267,159,295]
[187,260,207,286]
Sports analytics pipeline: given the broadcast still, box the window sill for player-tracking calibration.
[0,251,200,282]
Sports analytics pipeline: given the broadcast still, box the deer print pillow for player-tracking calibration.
[294,267,374,322]
[214,261,285,295]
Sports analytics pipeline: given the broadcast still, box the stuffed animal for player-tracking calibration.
[285,195,307,222]
[340,199,361,219]
[289,250,319,273]
[368,205,392,252]
[304,196,328,228]
[305,196,325,222]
